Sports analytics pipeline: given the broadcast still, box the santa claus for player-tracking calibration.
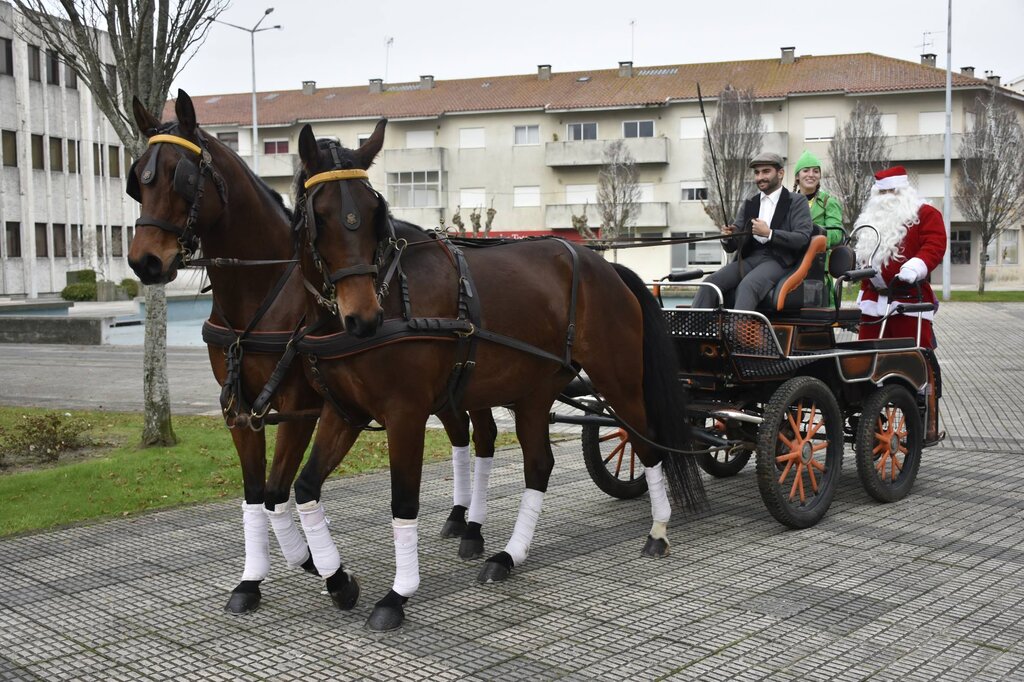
[853,166,948,348]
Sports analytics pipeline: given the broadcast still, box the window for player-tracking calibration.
[356,133,372,147]
[565,184,597,204]
[514,125,539,145]
[93,143,103,175]
[35,223,48,257]
[263,139,289,155]
[66,140,77,173]
[671,231,722,267]
[513,185,540,207]
[104,63,116,93]
[31,134,44,169]
[96,226,104,259]
[49,137,63,172]
[950,230,971,265]
[681,182,709,202]
[65,63,77,89]
[217,131,239,151]
[52,224,67,257]
[126,225,134,249]
[5,222,21,258]
[459,188,486,211]
[459,127,485,149]
[70,225,82,258]
[111,226,123,257]
[2,130,16,167]
[804,117,836,141]
[386,170,441,207]
[405,130,434,149]
[108,144,121,176]
[623,120,654,138]
[0,38,12,76]
[679,117,704,139]
[880,113,898,136]
[965,112,976,133]
[919,111,945,135]
[999,229,1019,265]
[27,45,41,81]
[567,123,597,141]
[46,49,60,85]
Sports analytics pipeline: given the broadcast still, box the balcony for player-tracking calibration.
[761,132,789,159]
[889,134,964,161]
[380,147,449,172]
[545,137,670,167]
[544,202,668,230]
[242,153,300,178]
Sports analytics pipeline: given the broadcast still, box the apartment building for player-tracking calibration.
[0,1,135,298]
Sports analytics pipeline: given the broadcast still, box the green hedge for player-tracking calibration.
[119,278,139,298]
[66,269,96,285]
[61,282,97,301]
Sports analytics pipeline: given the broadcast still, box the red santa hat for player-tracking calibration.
[874,166,910,191]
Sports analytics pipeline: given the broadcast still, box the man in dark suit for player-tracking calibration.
[692,152,813,310]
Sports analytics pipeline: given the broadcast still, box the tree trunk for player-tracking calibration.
[142,283,176,446]
[978,235,989,295]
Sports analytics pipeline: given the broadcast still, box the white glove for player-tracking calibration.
[896,266,919,283]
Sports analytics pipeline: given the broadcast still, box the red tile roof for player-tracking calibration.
[170,53,996,127]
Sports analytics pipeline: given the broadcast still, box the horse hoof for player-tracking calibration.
[301,555,320,577]
[366,604,404,632]
[641,535,670,558]
[459,537,484,560]
[328,573,361,611]
[440,518,467,539]
[477,553,513,583]
[224,590,261,614]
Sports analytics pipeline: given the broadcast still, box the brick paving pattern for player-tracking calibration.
[0,302,1022,680]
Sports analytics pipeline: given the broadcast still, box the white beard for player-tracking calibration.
[854,187,927,269]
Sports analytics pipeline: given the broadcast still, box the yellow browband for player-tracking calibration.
[148,134,202,155]
[304,169,370,189]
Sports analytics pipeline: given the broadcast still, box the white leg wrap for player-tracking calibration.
[503,488,544,566]
[240,503,270,582]
[451,445,472,508]
[391,517,420,597]
[646,463,672,525]
[266,501,311,569]
[297,500,341,579]
[467,456,494,525]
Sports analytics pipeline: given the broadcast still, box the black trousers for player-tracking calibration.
[692,250,788,310]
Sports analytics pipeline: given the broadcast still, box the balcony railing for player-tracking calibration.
[241,153,300,178]
[545,137,670,167]
[544,202,669,229]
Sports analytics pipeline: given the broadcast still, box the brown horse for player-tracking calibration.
[292,120,706,631]
[125,91,496,615]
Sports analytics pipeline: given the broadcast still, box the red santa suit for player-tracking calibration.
[856,167,947,348]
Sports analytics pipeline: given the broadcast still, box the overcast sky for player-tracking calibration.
[172,0,1022,97]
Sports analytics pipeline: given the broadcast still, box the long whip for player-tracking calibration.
[697,83,744,274]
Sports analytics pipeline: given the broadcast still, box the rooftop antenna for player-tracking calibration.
[384,36,394,84]
[915,30,944,53]
[629,19,636,63]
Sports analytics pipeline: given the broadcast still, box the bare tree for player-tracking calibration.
[702,86,764,226]
[956,89,1024,293]
[826,101,891,233]
[11,0,227,445]
[597,139,641,247]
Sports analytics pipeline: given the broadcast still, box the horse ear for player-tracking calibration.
[175,89,197,134]
[132,97,159,136]
[354,118,387,169]
[298,124,319,170]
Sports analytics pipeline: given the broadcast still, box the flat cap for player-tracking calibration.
[749,152,784,169]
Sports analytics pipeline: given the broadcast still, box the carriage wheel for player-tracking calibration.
[581,424,648,499]
[695,418,752,478]
[854,384,923,503]
[756,376,844,529]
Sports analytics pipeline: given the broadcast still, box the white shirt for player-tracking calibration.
[754,186,782,244]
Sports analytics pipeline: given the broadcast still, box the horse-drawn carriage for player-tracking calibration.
[556,226,943,529]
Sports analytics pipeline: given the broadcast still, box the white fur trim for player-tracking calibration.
[451,445,472,509]
[240,503,270,581]
[298,500,341,579]
[467,456,493,525]
[504,488,544,566]
[645,463,672,524]
[266,501,311,569]
[874,175,910,190]
[391,517,420,597]
[899,257,929,283]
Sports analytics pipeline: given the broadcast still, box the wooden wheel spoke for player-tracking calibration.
[788,464,802,500]
[876,453,890,479]
[806,459,819,492]
[895,412,906,435]
[898,444,908,455]
[787,409,801,437]
[603,440,627,467]
[809,458,826,472]
[598,431,625,443]
[873,442,887,455]
[778,459,795,484]
[776,450,799,464]
[811,441,829,453]
[778,432,796,449]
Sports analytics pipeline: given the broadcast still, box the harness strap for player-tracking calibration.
[189,257,299,267]
[554,238,581,366]
[431,243,483,415]
[136,215,187,236]
[328,263,379,284]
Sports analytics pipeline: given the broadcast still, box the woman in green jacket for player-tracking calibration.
[793,150,844,305]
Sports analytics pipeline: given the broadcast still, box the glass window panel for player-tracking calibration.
[2,130,16,167]
[49,137,63,171]
[5,222,22,258]
[111,226,123,257]
[35,223,48,257]
[52,224,67,257]
[31,134,44,169]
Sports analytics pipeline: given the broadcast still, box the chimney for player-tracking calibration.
[618,61,633,78]
[369,78,383,94]
[419,75,434,90]
[960,66,975,77]
[987,72,1001,86]
[302,80,316,96]
[921,53,937,68]
[538,64,551,81]
[780,46,795,65]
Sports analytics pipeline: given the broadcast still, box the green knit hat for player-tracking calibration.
[794,149,822,175]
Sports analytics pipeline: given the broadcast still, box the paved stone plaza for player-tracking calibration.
[1,302,1023,681]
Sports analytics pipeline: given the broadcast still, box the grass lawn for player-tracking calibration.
[0,407,517,537]
[837,286,1024,304]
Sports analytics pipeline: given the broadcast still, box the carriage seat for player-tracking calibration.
[759,226,828,313]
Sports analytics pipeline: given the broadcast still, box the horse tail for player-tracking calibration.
[610,263,707,512]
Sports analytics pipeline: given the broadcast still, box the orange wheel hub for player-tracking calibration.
[775,400,829,503]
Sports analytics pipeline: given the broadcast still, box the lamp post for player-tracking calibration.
[214,8,281,175]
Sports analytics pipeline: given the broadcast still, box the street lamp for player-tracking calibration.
[214,8,281,175]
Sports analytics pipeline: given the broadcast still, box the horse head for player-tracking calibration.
[297,120,388,338]
[127,90,227,284]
